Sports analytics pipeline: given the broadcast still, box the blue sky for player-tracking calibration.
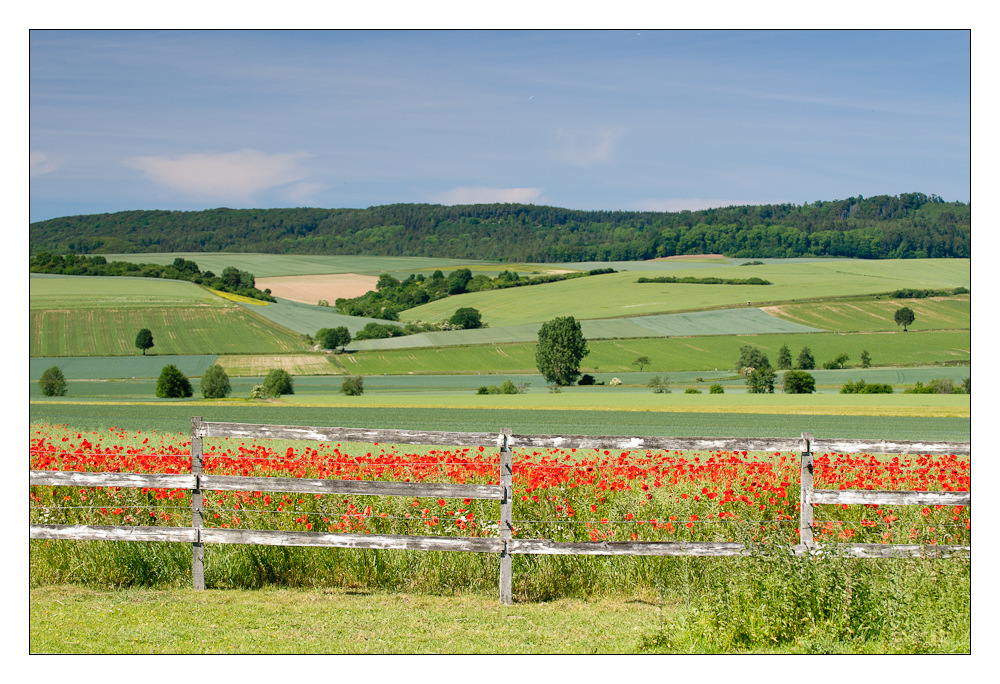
[28,29,971,222]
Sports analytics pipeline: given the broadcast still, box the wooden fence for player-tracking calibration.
[29,418,971,604]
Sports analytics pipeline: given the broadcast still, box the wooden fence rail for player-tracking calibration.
[29,418,971,604]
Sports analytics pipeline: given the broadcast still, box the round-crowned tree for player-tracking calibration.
[894,306,916,331]
[135,328,154,355]
[449,307,483,330]
[535,316,589,386]
[200,364,232,399]
[262,369,294,397]
[156,364,193,398]
[39,366,68,396]
[782,370,816,394]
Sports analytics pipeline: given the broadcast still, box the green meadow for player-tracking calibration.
[402,259,970,326]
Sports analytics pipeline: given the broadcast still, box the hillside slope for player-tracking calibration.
[29,193,969,261]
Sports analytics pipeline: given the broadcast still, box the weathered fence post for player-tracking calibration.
[799,432,814,553]
[191,416,205,590]
[499,428,513,605]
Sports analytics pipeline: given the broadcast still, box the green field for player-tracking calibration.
[766,296,970,332]
[402,259,971,326]
[337,330,969,376]
[30,275,307,357]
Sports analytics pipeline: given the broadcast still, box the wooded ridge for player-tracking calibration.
[29,192,969,262]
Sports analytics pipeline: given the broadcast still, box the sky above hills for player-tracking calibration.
[29,29,971,222]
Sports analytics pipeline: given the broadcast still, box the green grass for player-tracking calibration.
[402,259,971,327]
[29,274,224,309]
[28,585,669,654]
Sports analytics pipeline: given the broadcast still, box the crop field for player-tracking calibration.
[30,275,308,357]
[351,308,821,352]
[340,330,969,376]
[402,259,970,326]
[764,296,970,332]
[255,273,380,305]
[29,274,223,309]
[215,354,342,376]
[236,297,403,336]
[29,355,220,380]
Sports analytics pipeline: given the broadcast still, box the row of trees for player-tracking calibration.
[30,254,276,302]
[29,193,969,261]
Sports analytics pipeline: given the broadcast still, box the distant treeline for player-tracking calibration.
[636,275,771,285]
[29,253,276,302]
[28,193,969,262]
[338,267,617,320]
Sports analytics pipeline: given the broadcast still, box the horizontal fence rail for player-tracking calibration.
[29,419,971,604]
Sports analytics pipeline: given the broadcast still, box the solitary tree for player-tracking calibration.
[746,367,777,394]
[341,376,364,396]
[860,350,872,368]
[632,355,651,372]
[735,345,774,394]
[156,365,192,398]
[200,364,231,399]
[735,345,771,373]
[135,328,154,355]
[262,369,294,397]
[894,306,916,331]
[796,347,816,370]
[535,316,589,386]
[449,307,484,329]
[39,366,67,396]
[783,370,816,394]
[317,326,352,352]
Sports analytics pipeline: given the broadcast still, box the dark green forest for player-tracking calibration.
[29,193,969,262]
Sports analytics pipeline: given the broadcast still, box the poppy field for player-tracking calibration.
[28,423,972,652]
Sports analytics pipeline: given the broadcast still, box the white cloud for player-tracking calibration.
[634,198,778,212]
[123,149,311,201]
[433,186,544,205]
[553,127,623,167]
[30,151,61,176]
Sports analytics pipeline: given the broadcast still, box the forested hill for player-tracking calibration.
[29,192,969,261]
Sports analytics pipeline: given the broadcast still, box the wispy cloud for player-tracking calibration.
[553,127,623,167]
[30,151,61,177]
[123,149,311,201]
[433,186,544,205]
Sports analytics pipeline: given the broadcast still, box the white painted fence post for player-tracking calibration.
[191,416,205,590]
[799,432,814,553]
[499,428,513,605]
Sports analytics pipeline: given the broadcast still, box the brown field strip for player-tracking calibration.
[255,274,379,305]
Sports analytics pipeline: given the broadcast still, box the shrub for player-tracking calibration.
[39,366,67,396]
[822,353,850,370]
[262,369,294,397]
[578,374,596,386]
[341,376,364,396]
[709,383,724,394]
[200,364,231,399]
[746,367,777,394]
[684,388,702,394]
[648,376,670,393]
[783,370,816,394]
[449,307,484,329]
[500,379,519,395]
[609,377,622,386]
[249,385,266,399]
[841,379,893,394]
[156,365,193,398]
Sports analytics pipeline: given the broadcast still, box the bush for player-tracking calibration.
[200,364,231,399]
[341,376,364,396]
[578,374,596,386]
[684,388,702,394]
[39,366,67,396]
[449,307,484,329]
[500,380,519,395]
[841,379,893,394]
[905,378,961,394]
[783,370,816,394]
[709,383,724,394]
[609,377,622,386]
[648,376,670,393]
[822,353,850,370]
[156,365,193,398]
[262,369,294,397]
[249,385,266,399]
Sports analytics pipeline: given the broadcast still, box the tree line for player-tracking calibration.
[28,253,276,302]
[29,193,970,262]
